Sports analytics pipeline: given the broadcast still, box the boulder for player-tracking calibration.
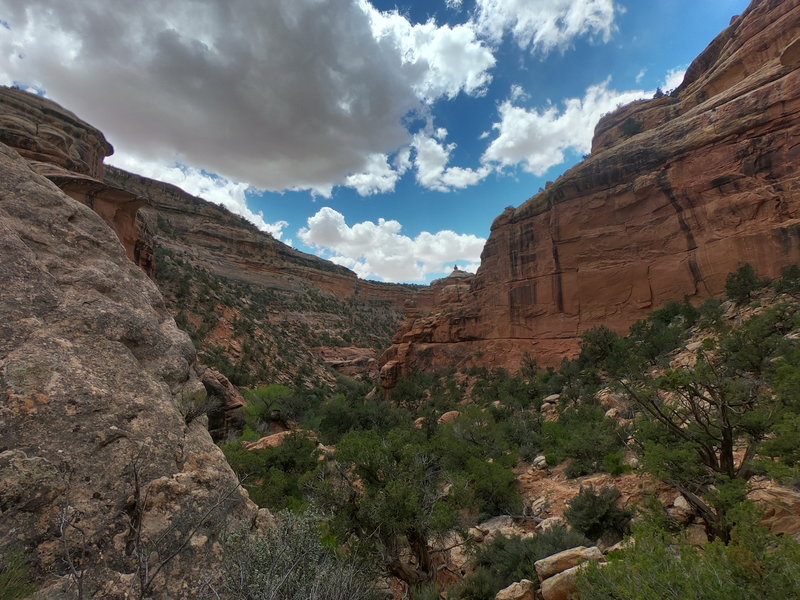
[243,430,318,451]
[667,494,695,523]
[535,546,603,582]
[750,484,800,537]
[495,579,536,600]
[437,410,461,425]
[536,516,566,532]
[539,565,584,600]
[687,523,709,546]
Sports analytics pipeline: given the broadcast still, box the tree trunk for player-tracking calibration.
[385,530,436,588]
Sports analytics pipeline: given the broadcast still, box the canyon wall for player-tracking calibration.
[382,0,800,380]
[0,142,266,598]
[0,87,146,266]
[104,166,430,385]
[0,86,431,385]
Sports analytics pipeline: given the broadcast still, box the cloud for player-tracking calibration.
[412,130,490,192]
[473,0,617,53]
[509,84,531,103]
[662,67,687,91]
[298,207,485,282]
[108,152,289,240]
[0,0,495,195]
[362,4,496,101]
[482,78,648,175]
[344,153,408,197]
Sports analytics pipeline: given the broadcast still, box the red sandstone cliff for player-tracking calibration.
[382,0,800,382]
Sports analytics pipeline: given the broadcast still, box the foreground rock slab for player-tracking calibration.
[0,143,259,598]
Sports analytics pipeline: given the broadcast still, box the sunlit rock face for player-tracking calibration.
[382,0,800,378]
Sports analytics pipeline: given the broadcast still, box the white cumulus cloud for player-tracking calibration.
[473,0,618,53]
[362,3,496,101]
[662,67,687,91]
[298,207,485,282]
[0,0,630,200]
[344,152,409,197]
[412,130,491,192]
[482,79,648,175]
[0,0,495,196]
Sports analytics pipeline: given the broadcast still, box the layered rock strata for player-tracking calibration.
[0,143,262,598]
[0,87,146,267]
[104,166,431,384]
[382,0,800,378]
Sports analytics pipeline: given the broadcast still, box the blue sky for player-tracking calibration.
[0,0,750,282]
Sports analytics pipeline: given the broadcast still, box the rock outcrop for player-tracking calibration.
[535,546,604,600]
[495,579,536,600]
[0,143,261,597]
[382,0,800,378]
[534,546,604,582]
[0,87,147,269]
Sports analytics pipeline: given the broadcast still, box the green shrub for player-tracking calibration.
[472,368,538,410]
[620,118,643,137]
[452,567,496,600]
[773,263,800,297]
[719,303,797,374]
[725,263,767,305]
[460,456,522,518]
[409,583,442,600]
[628,318,685,365]
[649,298,699,328]
[0,549,36,600]
[697,298,725,329]
[243,385,295,431]
[316,393,409,444]
[452,526,590,600]
[541,405,625,478]
[576,518,800,600]
[220,512,381,600]
[603,452,632,476]
[503,411,543,461]
[564,486,631,543]
[222,432,320,510]
[578,326,626,370]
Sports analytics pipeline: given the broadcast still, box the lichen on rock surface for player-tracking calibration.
[0,143,259,598]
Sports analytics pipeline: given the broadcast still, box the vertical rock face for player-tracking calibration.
[383,0,800,377]
[0,144,259,598]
